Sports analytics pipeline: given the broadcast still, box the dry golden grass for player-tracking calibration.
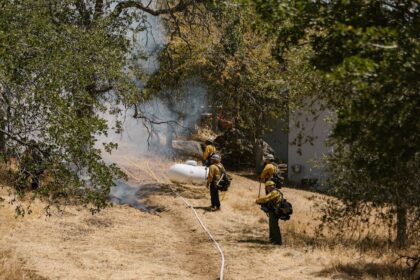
[0,250,46,280]
[0,250,25,280]
[318,260,412,280]
[189,127,217,142]
[224,173,417,279]
[5,157,19,173]
[0,158,417,280]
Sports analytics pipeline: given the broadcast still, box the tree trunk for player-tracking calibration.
[0,108,5,154]
[252,136,264,174]
[212,111,219,132]
[396,203,407,247]
[252,110,265,174]
[94,0,104,20]
[166,124,174,150]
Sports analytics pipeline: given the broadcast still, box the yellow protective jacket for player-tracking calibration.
[255,189,282,205]
[207,163,224,185]
[260,163,277,182]
[203,144,216,161]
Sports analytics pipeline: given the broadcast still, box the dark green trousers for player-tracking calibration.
[210,183,220,208]
[268,212,282,245]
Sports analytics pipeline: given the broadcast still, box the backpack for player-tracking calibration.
[259,190,293,221]
[271,171,284,189]
[271,163,287,189]
[275,198,293,220]
[216,165,231,191]
[203,153,213,167]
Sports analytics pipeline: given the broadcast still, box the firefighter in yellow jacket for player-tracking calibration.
[260,154,277,183]
[256,180,283,245]
[207,153,224,211]
[203,139,216,166]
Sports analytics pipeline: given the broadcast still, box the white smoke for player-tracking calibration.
[100,81,207,161]
[98,2,209,163]
[100,2,208,210]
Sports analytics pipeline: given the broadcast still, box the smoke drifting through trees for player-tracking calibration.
[102,4,208,160]
[101,83,207,160]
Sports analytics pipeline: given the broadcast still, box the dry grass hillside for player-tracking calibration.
[0,156,416,280]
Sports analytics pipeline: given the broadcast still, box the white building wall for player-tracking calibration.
[287,108,332,185]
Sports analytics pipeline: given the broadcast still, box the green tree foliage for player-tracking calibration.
[148,5,288,169]
[248,0,420,246]
[0,0,222,214]
[0,0,140,213]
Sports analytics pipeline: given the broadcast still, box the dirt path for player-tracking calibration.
[122,157,329,280]
[1,156,359,279]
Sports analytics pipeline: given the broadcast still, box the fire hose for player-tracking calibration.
[120,158,226,280]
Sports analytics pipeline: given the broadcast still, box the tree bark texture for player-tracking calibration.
[252,137,264,174]
[166,124,174,149]
[0,108,5,153]
[396,203,407,247]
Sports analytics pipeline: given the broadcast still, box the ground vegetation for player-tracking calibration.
[246,0,420,247]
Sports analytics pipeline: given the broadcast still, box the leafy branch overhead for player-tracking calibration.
[0,0,216,213]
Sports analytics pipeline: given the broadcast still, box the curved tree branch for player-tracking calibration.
[111,0,207,18]
[0,128,49,157]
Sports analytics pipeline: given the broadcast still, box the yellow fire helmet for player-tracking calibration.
[265,180,276,187]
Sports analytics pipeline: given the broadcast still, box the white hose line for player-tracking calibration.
[144,161,225,280]
[119,158,226,280]
[172,190,225,280]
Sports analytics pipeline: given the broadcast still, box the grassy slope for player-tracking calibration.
[0,158,413,280]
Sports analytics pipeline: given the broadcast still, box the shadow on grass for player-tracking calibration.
[193,206,211,211]
[314,261,412,280]
[237,239,269,245]
[233,227,280,249]
[236,238,284,251]
[282,228,398,253]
